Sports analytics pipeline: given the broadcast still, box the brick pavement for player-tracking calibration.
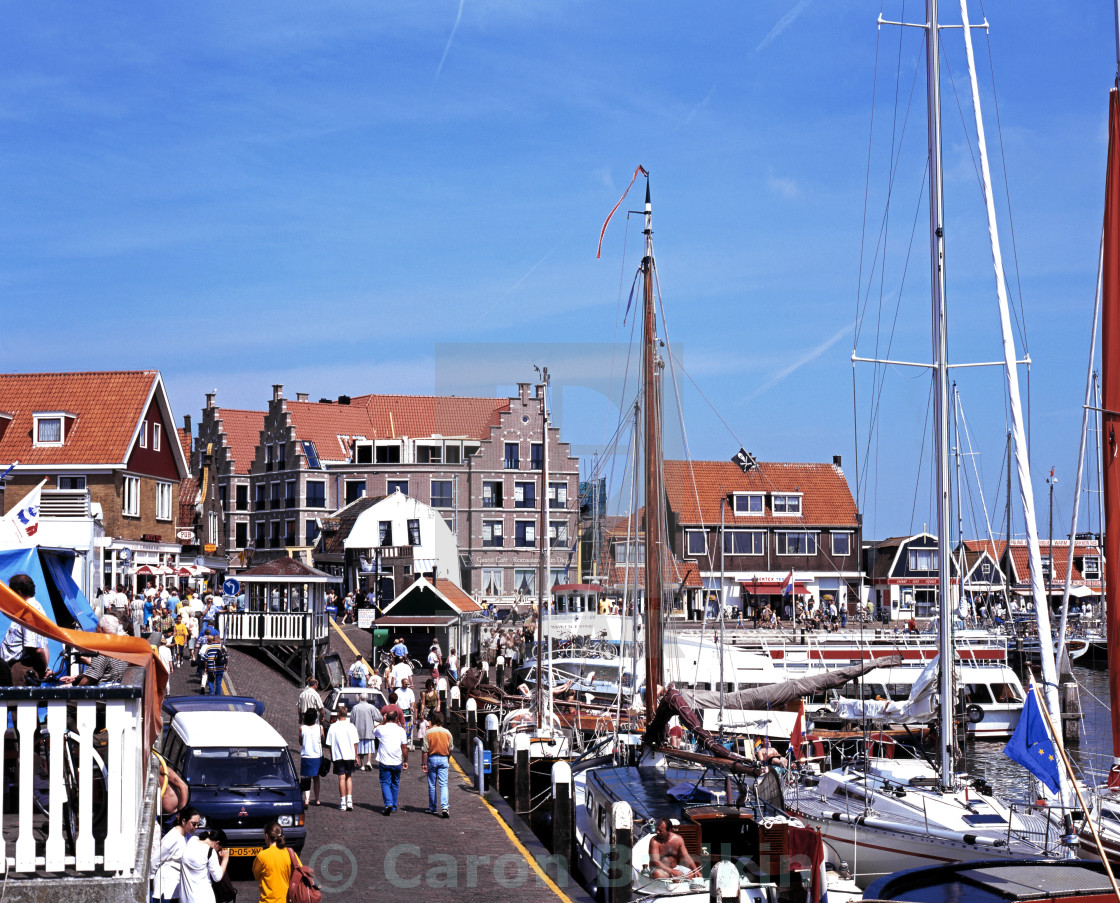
[166,641,588,902]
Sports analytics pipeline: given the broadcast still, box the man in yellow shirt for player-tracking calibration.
[172,615,189,667]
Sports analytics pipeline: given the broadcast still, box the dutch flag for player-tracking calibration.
[782,569,795,597]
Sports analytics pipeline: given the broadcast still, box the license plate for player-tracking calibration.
[228,846,262,857]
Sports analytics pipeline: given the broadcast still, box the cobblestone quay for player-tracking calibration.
[165,638,590,902]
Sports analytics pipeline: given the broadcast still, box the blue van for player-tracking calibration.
[159,708,306,855]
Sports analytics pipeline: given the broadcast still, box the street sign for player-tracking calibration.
[357,609,376,629]
[222,578,241,596]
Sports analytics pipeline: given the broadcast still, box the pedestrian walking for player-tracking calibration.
[421,711,453,818]
[351,693,381,771]
[180,829,229,903]
[325,704,358,811]
[202,640,228,696]
[150,807,201,902]
[347,655,368,688]
[253,822,302,903]
[373,710,408,815]
[396,677,416,742]
[172,615,188,666]
[299,709,324,806]
[297,677,324,726]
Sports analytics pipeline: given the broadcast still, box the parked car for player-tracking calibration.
[323,686,388,721]
[159,707,305,854]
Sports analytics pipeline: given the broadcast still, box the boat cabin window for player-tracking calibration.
[988,683,1021,704]
[963,684,994,705]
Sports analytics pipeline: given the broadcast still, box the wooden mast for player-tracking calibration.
[641,178,664,714]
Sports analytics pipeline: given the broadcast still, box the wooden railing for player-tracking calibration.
[0,668,149,877]
[218,610,329,644]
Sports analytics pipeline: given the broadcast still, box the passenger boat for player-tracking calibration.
[863,860,1117,903]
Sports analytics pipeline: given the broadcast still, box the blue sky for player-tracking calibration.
[0,2,1112,541]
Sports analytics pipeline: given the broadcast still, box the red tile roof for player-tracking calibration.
[284,395,510,463]
[177,477,199,532]
[177,428,193,475]
[0,370,163,466]
[215,409,266,475]
[432,577,483,613]
[664,460,858,526]
[239,556,338,580]
[959,539,1101,585]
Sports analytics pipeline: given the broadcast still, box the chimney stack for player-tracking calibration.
[833,455,842,467]
[272,384,284,402]
[296,392,309,403]
[205,392,216,410]
[183,414,192,433]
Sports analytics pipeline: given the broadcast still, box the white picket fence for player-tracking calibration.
[218,610,329,644]
[0,678,147,876]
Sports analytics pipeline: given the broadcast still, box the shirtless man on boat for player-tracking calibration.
[649,818,699,880]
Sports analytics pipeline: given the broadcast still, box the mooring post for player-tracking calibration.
[608,800,633,903]
[496,654,505,692]
[1062,681,1082,743]
[450,686,462,748]
[515,732,531,814]
[485,712,501,794]
[551,761,572,867]
[438,677,449,720]
[465,698,478,754]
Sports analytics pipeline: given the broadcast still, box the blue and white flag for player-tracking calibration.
[1003,682,1062,794]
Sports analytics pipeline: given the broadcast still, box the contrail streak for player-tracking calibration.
[741,322,850,402]
[435,0,466,84]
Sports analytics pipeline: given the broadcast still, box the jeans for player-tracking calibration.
[206,670,225,695]
[427,755,449,812]
[379,763,402,809]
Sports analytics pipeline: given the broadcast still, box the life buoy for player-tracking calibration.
[966,703,984,723]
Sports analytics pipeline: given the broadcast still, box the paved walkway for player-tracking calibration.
[166,639,588,902]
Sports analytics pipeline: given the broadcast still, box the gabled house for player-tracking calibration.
[0,370,189,593]
[959,538,1103,612]
[203,381,581,605]
[663,458,861,620]
[313,491,462,604]
[195,393,266,571]
[864,532,942,620]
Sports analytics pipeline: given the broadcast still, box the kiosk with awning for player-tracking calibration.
[375,575,481,663]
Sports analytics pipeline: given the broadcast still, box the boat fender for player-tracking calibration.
[965,704,984,723]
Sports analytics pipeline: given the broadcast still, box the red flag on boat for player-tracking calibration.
[789,698,804,764]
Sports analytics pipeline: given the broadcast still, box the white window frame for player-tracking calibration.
[548,482,568,508]
[123,475,140,517]
[482,520,503,546]
[481,568,503,596]
[907,548,939,571]
[33,414,66,447]
[771,493,802,515]
[831,532,852,556]
[153,422,162,452]
[514,569,536,595]
[686,530,707,557]
[57,475,86,490]
[515,520,536,547]
[732,493,764,516]
[1082,556,1101,580]
[208,511,218,545]
[139,420,148,449]
[549,521,569,547]
[723,530,764,555]
[156,481,173,521]
[776,531,817,555]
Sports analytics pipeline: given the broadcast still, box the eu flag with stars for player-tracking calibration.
[1003,684,1061,794]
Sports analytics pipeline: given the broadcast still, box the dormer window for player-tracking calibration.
[33,412,73,447]
[771,493,802,515]
[732,493,764,515]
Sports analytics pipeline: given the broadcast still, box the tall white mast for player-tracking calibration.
[957,0,1063,730]
[926,0,956,789]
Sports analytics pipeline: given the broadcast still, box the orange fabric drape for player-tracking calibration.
[0,581,167,752]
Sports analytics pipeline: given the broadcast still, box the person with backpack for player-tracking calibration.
[202,640,228,697]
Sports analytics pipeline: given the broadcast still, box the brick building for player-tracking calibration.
[0,371,189,591]
[197,382,580,603]
[663,458,862,620]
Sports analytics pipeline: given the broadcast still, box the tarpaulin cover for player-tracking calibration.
[39,549,98,631]
[0,578,166,754]
[0,548,68,669]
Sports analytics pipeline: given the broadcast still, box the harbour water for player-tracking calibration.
[963,666,1112,802]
